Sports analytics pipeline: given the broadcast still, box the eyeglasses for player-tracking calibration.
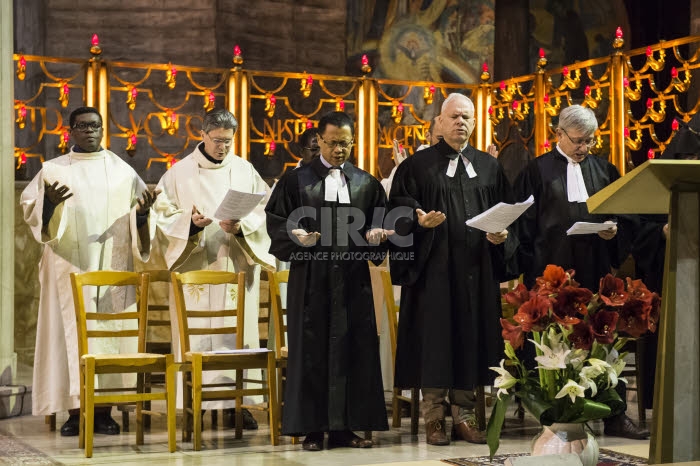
[560,128,596,148]
[318,134,354,150]
[206,133,233,146]
[72,122,102,132]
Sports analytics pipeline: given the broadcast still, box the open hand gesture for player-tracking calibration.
[392,139,408,167]
[192,206,213,228]
[416,208,446,229]
[45,181,73,205]
[136,188,161,215]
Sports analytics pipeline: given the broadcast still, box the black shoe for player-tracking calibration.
[94,414,120,435]
[327,430,373,449]
[302,431,324,451]
[224,408,258,430]
[60,415,79,437]
[604,414,649,440]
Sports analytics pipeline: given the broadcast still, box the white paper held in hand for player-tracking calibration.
[213,189,266,220]
[566,221,617,235]
[465,195,535,233]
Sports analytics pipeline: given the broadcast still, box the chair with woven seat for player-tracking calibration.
[171,270,279,450]
[70,271,177,458]
[381,269,420,435]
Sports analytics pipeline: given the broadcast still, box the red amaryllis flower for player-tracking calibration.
[599,274,627,307]
[617,298,650,337]
[500,318,525,350]
[626,277,654,305]
[551,286,593,325]
[568,322,594,350]
[590,308,619,344]
[513,295,551,332]
[534,265,569,295]
[647,293,661,332]
[504,283,533,308]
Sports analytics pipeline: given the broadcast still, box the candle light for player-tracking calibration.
[671,67,678,78]
[482,62,489,73]
[647,148,655,159]
[539,48,545,58]
[92,34,99,46]
[672,119,679,131]
[615,27,623,39]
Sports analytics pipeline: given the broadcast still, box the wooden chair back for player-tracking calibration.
[171,270,246,357]
[267,269,290,356]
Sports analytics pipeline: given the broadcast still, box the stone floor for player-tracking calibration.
[0,397,654,466]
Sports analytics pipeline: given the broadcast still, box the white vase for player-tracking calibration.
[531,422,599,466]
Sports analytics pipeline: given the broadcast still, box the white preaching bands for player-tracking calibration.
[557,145,589,203]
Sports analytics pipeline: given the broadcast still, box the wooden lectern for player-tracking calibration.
[587,159,700,464]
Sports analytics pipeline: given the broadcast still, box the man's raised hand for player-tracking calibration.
[45,181,73,205]
[136,188,161,215]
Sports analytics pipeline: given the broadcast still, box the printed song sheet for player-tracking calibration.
[465,195,535,233]
[213,189,265,220]
[566,221,617,236]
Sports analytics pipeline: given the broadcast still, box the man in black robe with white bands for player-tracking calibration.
[515,104,648,439]
[389,93,518,445]
[265,111,391,451]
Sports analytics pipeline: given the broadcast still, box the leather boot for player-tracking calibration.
[425,419,449,445]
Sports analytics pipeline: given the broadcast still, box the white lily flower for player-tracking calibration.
[578,374,598,397]
[556,379,586,403]
[566,348,589,371]
[530,339,570,370]
[490,359,517,398]
[606,348,627,376]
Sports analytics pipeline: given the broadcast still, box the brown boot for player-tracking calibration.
[425,419,450,445]
[452,418,487,444]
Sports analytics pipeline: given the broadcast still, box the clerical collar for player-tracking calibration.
[319,154,345,169]
[73,145,103,153]
[198,142,224,164]
[555,144,587,164]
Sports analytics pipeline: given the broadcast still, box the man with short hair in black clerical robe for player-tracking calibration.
[514,104,648,439]
[265,111,391,452]
[389,93,518,446]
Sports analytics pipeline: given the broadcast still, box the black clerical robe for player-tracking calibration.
[265,157,389,435]
[389,140,518,390]
[515,149,624,290]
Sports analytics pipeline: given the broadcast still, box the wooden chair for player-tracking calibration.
[381,269,420,435]
[119,269,173,432]
[171,270,279,450]
[266,270,290,415]
[70,271,177,458]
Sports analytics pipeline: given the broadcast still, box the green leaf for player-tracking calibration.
[518,391,553,424]
[594,386,625,417]
[486,394,511,459]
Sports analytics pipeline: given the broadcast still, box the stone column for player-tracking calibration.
[0,1,16,384]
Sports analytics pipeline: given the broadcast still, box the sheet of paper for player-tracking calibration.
[213,189,265,220]
[465,195,535,233]
[566,221,617,235]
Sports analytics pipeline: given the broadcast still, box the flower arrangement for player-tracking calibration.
[486,265,660,457]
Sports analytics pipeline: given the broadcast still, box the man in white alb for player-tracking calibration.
[152,108,274,429]
[21,106,159,436]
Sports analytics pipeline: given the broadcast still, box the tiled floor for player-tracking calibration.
[0,399,652,466]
